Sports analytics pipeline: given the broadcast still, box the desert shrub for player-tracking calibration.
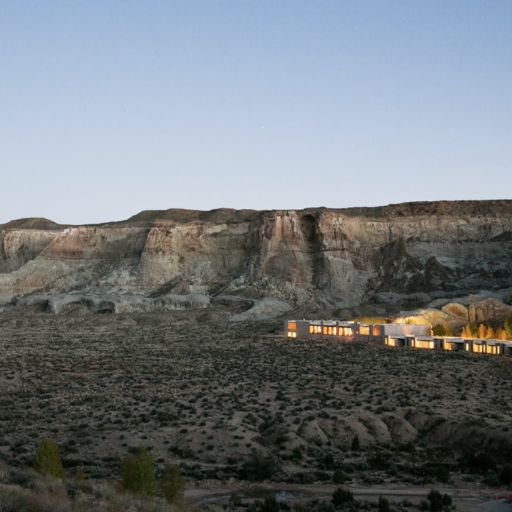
[33,439,65,479]
[367,451,391,471]
[260,496,280,512]
[120,448,156,496]
[499,464,512,486]
[321,453,336,470]
[483,470,500,487]
[333,468,347,484]
[434,465,451,483]
[378,496,390,512]
[291,447,303,461]
[0,489,30,512]
[332,487,354,507]
[159,465,184,505]
[240,452,279,481]
[229,493,242,507]
[460,451,496,473]
[427,490,452,512]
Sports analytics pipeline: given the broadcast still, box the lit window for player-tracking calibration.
[413,340,434,349]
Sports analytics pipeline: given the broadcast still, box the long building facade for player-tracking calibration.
[285,319,512,358]
[285,319,430,342]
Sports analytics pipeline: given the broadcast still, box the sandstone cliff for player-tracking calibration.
[1,201,512,313]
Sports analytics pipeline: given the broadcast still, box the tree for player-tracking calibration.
[351,436,360,452]
[485,326,496,339]
[478,324,487,339]
[120,448,156,496]
[432,324,446,336]
[159,465,184,505]
[504,318,512,339]
[497,328,508,340]
[461,323,477,338]
[332,487,354,507]
[34,439,65,479]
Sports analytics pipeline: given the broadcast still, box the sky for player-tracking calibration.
[1,1,511,225]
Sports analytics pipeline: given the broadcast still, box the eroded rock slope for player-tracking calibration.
[1,201,512,312]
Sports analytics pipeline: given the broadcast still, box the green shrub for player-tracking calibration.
[332,487,354,507]
[33,439,65,479]
[159,464,184,505]
[120,448,156,496]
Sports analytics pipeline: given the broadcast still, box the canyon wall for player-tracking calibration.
[1,201,512,311]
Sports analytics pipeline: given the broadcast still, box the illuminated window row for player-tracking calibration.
[412,340,435,350]
[306,325,355,336]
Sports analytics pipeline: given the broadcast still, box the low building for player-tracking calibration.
[285,319,430,342]
[286,319,512,359]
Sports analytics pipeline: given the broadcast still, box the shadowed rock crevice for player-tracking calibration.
[299,214,327,289]
[368,238,455,296]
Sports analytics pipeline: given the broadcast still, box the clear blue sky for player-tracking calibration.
[1,1,511,224]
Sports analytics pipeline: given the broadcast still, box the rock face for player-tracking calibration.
[1,201,512,311]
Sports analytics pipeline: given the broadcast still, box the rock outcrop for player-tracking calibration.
[1,201,512,313]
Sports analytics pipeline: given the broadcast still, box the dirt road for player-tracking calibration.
[186,482,512,512]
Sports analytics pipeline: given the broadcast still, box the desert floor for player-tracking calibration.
[1,309,512,509]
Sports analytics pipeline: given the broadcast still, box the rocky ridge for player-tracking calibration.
[1,201,512,316]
